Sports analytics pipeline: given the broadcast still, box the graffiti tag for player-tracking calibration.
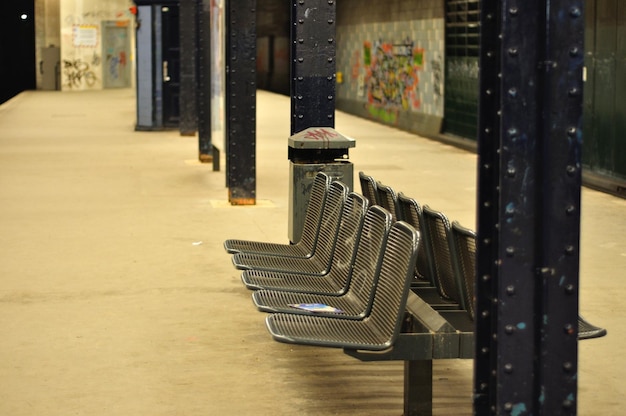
[63,59,97,88]
[302,128,339,142]
[431,55,443,99]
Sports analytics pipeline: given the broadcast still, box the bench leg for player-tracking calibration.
[404,360,433,416]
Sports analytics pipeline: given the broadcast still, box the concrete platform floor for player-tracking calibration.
[0,88,623,415]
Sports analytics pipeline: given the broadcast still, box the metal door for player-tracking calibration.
[102,21,131,88]
[161,5,180,127]
[41,46,60,90]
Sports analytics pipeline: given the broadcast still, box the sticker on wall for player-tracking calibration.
[73,24,99,48]
[357,74,365,97]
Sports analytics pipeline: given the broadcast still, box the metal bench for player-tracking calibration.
[358,171,379,207]
[224,171,331,257]
[411,205,465,310]
[342,219,476,416]
[242,193,374,294]
[251,205,393,318]
[262,219,473,415]
[397,192,436,286]
[349,189,606,414]
[376,180,402,221]
[231,180,348,274]
[265,220,420,350]
[228,176,606,415]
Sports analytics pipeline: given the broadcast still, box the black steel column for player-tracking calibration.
[179,0,198,136]
[476,1,584,414]
[536,2,584,413]
[290,0,336,134]
[197,0,216,167]
[225,0,256,204]
[474,1,501,412]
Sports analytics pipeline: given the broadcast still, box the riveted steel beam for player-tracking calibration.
[290,0,336,134]
[476,1,584,414]
[179,0,198,136]
[225,0,256,204]
[197,0,216,165]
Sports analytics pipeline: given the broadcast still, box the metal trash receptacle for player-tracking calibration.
[288,127,356,243]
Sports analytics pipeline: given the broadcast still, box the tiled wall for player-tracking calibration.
[337,0,443,25]
[337,0,445,136]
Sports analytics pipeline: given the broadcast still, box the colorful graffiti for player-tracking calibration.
[367,105,398,124]
[106,51,127,80]
[361,39,425,123]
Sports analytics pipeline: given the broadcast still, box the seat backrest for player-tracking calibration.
[365,221,420,346]
[376,181,402,222]
[298,172,332,250]
[326,192,369,289]
[397,192,435,284]
[421,205,466,309]
[358,171,379,207]
[344,205,393,313]
[451,221,477,320]
[314,180,349,268]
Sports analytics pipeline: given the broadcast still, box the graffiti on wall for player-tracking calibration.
[431,54,443,101]
[360,39,425,124]
[63,59,97,89]
[61,5,133,91]
[106,51,127,80]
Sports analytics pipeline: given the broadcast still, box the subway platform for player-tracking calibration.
[0,88,624,415]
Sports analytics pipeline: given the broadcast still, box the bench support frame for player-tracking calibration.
[404,360,433,416]
[345,293,473,416]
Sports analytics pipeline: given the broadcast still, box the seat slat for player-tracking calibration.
[376,181,402,222]
[397,193,435,285]
[358,171,379,207]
